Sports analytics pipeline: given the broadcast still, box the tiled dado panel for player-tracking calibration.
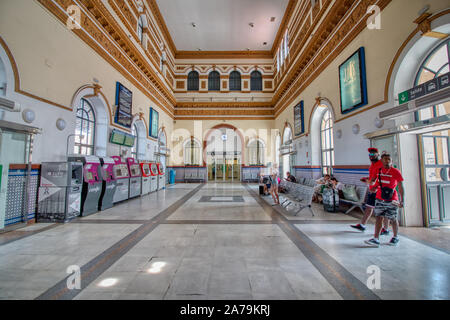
[293,166,369,186]
[332,167,369,187]
[5,167,40,226]
[293,167,322,180]
[168,166,207,183]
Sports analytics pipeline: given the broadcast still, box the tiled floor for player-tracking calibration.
[0,183,449,300]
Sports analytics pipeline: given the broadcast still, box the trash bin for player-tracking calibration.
[169,169,176,185]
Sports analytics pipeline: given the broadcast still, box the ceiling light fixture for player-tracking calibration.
[270,17,276,22]
[191,22,196,27]
[263,42,267,46]
[249,22,254,28]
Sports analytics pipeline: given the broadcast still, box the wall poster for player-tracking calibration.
[115,82,133,128]
[339,47,368,114]
[294,101,304,136]
[149,107,159,139]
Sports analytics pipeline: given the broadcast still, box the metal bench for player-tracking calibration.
[339,185,368,214]
[279,181,315,216]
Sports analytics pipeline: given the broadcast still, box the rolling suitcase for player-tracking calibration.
[323,187,339,212]
[259,185,265,195]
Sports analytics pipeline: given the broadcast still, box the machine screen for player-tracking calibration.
[151,165,158,174]
[131,168,138,175]
[144,168,150,175]
[116,169,121,177]
[86,172,93,181]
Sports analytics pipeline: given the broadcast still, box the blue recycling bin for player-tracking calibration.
[169,169,176,185]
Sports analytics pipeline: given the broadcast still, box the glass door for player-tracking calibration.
[371,135,400,168]
[0,129,32,229]
[420,130,450,225]
[216,156,224,182]
[207,154,216,181]
[233,157,240,181]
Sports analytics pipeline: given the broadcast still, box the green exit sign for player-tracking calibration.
[398,90,410,104]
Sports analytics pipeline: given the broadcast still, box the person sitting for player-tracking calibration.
[261,175,270,196]
[285,172,297,183]
[312,174,331,202]
[329,177,343,190]
[329,177,345,198]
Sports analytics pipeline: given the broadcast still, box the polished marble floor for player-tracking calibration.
[0,183,449,300]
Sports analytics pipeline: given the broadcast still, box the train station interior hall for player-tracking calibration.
[0,0,449,301]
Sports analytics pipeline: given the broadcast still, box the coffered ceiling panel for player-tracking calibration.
[155,0,290,51]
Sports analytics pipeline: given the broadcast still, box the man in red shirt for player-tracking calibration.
[351,148,389,234]
[365,153,404,247]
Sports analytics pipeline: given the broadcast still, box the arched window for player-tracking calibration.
[184,138,201,165]
[74,98,96,155]
[131,123,138,159]
[229,71,241,91]
[415,40,450,121]
[281,126,293,178]
[137,16,144,43]
[250,71,262,91]
[320,109,334,175]
[208,71,220,91]
[275,134,281,168]
[248,140,265,165]
[187,71,199,91]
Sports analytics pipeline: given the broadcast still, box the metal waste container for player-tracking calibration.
[169,169,176,185]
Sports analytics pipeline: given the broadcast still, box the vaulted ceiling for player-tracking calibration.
[155,0,290,51]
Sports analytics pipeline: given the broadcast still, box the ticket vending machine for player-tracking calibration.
[68,156,102,216]
[149,162,158,193]
[140,161,151,195]
[157,163,165,190]
[99,157,117,211]
[37,162,83,222]
[126,158,141,198]
[111,156,130,203]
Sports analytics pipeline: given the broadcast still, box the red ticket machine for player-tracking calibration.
[149,162,158,193]
[157,163,165,190]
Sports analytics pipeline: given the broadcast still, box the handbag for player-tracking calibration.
[378,168,394,201]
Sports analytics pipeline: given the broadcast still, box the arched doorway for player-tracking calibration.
[375,13,450,227]
[158,128,167,175]
[275,133,281,171]
[131,117,147,160]
[204,124,243,182]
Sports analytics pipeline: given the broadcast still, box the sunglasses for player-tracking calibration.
[369,153,377,156]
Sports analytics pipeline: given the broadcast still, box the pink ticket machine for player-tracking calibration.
[126,157,142,199]
[111,156,130,203]
[68,155,102,216]
[98,157,117,211]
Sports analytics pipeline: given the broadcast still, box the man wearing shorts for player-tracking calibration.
[365,153,404,247]
[269,172,280,205]
[351,148,389,235]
